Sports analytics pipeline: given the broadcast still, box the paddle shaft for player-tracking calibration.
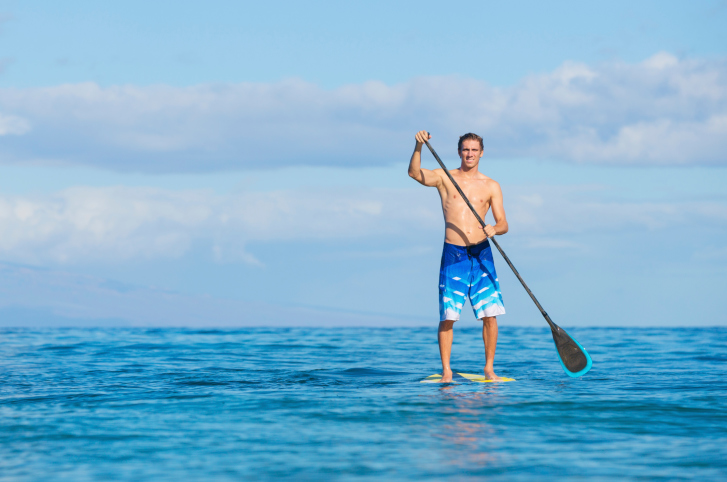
[423,140,557,330]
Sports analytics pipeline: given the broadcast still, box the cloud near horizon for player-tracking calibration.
[0,184,724,265]
[0,52,726,171]
[0,186,440,264]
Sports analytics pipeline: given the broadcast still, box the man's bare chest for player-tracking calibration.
[445,178,491,207]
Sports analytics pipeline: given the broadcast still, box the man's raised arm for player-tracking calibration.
[408,130,442,187]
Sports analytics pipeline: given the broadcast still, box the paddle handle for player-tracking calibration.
[423,140,555,330]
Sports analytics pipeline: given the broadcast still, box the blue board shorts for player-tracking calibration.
[439,240,506,322]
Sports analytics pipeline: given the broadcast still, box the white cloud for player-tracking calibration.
[0,113,30,135]
[507,185,727,235]
[0,186,440,264]
[0,52,726,171]
[0,184,725,265]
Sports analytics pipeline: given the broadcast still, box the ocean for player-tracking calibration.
[1,326,725,481]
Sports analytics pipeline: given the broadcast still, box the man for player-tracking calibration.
[408,130,508,382]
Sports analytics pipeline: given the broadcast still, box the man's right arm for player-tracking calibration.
[408,130,442,187]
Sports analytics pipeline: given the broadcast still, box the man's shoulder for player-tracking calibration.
[477,176,502,196]
[430,168,447,179]
[475,173,500,186]
[485,177,502,192]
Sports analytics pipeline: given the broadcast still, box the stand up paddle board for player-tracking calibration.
[421,373,515,383]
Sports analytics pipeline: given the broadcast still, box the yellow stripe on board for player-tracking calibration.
[420,373,516,383]
[421,374,444,383]
[456,373,515,382]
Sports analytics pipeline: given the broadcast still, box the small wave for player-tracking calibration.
[175,380,230,386]
[331,367,411,377]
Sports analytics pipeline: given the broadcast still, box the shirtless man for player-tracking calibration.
[408,130,508,382]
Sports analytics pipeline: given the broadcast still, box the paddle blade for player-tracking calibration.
[550,324,592,377]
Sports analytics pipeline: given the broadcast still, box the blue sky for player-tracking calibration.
[3,0,726,87]
[0,1,726,327]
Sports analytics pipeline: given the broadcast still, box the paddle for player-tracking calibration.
[423,138,593,378]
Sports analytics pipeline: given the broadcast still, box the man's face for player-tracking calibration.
[458,139,483,168]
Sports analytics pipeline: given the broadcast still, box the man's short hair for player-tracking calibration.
[458,133,484,151]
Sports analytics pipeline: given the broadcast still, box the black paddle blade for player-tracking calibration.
[549,323,593,377]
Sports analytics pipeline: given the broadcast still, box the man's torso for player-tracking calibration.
[435,168,495,246]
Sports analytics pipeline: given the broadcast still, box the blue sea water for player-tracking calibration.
[1,326,726,481]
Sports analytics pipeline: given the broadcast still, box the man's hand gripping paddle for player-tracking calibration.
[423,137,592,377]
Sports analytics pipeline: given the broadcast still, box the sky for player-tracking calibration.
[0,0,726,328]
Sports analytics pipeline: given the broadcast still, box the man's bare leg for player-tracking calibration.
[482,316,502,380]
[438,320,456,382]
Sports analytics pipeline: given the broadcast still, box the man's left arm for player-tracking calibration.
[484,181,508,238]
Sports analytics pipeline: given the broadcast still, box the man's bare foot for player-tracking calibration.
[484,368,502,381]
[440,368,453,383]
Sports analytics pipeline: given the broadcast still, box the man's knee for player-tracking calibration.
[482,316,497,327]
[439,319,456,331]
